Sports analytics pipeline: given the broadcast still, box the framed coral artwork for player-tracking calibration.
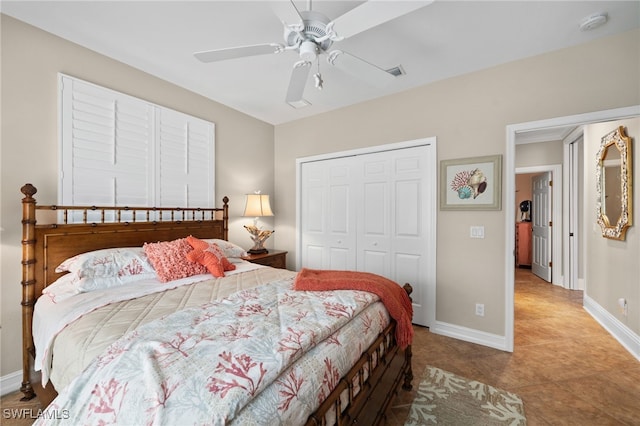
[440,155,502,210]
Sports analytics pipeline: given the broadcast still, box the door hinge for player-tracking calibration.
[549,180,553,186]
[549,261,552,267]
[549,221,552,227]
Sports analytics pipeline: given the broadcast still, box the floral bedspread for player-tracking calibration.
[37,275,390,425]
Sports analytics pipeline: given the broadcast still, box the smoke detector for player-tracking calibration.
[579,13,608,31]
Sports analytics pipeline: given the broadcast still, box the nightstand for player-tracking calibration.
[242,250,288,269]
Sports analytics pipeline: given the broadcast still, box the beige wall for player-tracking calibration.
[585,118,639,336]
[0,16,274,377]
[274,29,640,336]
[516,140,563,168]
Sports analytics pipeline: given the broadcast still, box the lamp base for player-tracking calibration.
[247,248,269,255]
[244,224,274,256]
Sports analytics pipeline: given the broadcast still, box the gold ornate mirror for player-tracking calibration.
[596,126,632,240]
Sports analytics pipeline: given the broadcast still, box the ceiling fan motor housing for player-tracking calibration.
[284,10,333,55]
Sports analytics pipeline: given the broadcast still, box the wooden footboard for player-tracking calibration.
[306,283,413,426]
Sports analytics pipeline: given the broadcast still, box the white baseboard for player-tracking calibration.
[0,370,22,396]
[430,321,509,352]
[583,295,640,361]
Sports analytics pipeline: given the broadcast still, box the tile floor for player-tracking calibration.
[2,269,638,425]
[387,268,640,425]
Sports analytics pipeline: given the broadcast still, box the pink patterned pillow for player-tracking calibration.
[143,238,207,283]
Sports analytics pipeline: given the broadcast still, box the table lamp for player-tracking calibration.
[242,192,274,254]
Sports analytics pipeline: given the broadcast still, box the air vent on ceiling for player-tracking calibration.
[386,65,406,77]
[287,99,311,109]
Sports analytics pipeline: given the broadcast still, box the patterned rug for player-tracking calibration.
[405,366,527,425]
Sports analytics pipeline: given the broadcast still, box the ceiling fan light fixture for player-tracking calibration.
[299,40,318,61]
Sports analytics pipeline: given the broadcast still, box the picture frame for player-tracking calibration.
[440,155,502,211]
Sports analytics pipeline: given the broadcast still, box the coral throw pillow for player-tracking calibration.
[186,249,224,277]
[143,238,207,283]
[187,235,236,276]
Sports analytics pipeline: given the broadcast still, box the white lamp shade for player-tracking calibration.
[243,194,274,217]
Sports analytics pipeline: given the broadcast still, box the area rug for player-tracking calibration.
[405,366,526,425]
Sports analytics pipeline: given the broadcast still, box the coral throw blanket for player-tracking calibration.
[294,268,413,348]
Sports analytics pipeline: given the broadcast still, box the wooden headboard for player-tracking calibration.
[19,183,229,400]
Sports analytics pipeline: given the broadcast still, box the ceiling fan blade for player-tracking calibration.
[269,0,304,29]
[330,0,433,39]
[194,44,281,63]
[327,50,395,87]
[285,61,312,106]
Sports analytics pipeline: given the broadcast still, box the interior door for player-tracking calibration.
[532,172,552,282]
[300,156,357,270]
[567,138,580,289]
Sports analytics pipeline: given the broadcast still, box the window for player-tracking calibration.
[59,74,215,217]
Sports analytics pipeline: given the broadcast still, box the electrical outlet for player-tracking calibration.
[475,303,485,317]
[618,298,628,316]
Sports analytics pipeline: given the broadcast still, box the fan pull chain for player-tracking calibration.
[314,57,323,90]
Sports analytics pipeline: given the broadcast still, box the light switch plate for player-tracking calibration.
[470,226,485,239]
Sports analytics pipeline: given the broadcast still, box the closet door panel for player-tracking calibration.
[301,162,327,268]
[395,181,420,236]
[304,245,324,269]
[394,253,422,299]
[300,158,356,270]
[326,160,356,269]
[389,147,431,326]
[362,250,389,277]
[358,154,391,273]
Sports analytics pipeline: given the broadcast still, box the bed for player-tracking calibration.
[19,183,414,425]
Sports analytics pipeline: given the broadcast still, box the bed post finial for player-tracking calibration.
[20,183,37,400]
[21,183,37,199]
[222,196,229,241]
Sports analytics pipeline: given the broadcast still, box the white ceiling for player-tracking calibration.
[2,1,639,125]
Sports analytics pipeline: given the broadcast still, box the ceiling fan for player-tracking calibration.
[194,0,433,107]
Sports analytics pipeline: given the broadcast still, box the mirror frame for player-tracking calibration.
[596,126,633,240]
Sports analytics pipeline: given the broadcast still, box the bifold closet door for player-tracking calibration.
[300,144,434,326]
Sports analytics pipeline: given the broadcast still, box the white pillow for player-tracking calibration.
[56,247,154,276]
[203,239,248,258]
[74,273,158,292]
[55,247,157,292]
[42,274,79,303]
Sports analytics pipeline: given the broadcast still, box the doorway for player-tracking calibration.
[503,105,640,352]
[515,165,562,285]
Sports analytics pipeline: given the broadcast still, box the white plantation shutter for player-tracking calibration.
[157,108,214,207]
[60,74,215,214]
